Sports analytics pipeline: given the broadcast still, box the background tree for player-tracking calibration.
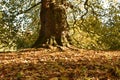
[0,0,40,51]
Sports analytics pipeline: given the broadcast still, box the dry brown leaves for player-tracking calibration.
[0,48,120,80]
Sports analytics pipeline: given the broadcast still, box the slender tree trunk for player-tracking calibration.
[32,0,70,48]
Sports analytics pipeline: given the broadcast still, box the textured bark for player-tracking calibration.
[32,0,70,48]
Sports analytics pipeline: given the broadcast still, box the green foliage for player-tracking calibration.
[0,0,120,50]
[16,30,39,49]
[0,12,3,19]
[69,1,120,50]
[0,0,40,51]
[98,14,120,50]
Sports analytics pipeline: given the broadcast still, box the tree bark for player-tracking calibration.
[32,0,70,48]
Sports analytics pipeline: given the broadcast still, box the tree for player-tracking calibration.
[0,0,40,50]
[32,0,70,48]
[1,0,120,50]
[97,3,120,50]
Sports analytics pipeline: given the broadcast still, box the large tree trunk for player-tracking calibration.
[32,0,70,48]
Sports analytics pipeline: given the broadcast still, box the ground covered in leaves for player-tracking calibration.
[0,47,120,80]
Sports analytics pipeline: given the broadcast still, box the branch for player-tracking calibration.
[16,1,41,16]
[81,0,89,20]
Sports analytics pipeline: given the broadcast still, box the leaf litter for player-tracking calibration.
[0,48,120,80]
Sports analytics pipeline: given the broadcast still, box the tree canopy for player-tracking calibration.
[0,0,120,51]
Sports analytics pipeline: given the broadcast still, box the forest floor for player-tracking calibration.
[0,47,120,80]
